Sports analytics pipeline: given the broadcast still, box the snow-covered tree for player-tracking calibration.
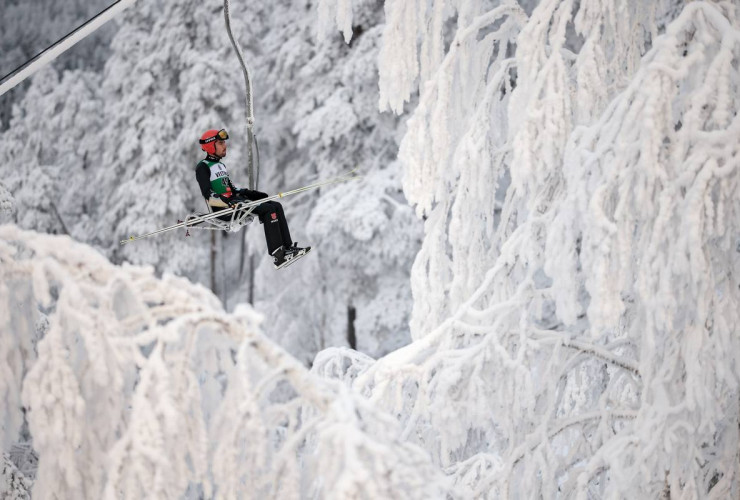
[0,225,448,498]
[0,182,13,224]
[0,67,104,237]
[318,0,740,497]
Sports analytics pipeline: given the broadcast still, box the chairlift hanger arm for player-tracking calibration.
[223,0,258,190]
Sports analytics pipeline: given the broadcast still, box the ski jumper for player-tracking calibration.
[195,154,293,254]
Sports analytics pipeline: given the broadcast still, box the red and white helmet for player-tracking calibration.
[199,129,229,155]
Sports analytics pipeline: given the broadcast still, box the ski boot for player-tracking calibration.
[272,243,312,270]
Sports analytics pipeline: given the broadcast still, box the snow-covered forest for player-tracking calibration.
[1,0,739,498]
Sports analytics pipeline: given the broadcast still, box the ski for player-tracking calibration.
[120,168,360,245]
[275,247,312,270]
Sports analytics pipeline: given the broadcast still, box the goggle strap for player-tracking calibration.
[199,130,228,144]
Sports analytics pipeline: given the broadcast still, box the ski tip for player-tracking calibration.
[120,236,135,245]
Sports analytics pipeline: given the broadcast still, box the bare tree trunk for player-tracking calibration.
[239,230,246,277]
[248,254,254,304]
[316,283,327,352]
[210,231,217,294]
[221,233,228,309]
[662,472,670,499]
[347,305,357,350]
[50,201,70,236]
[239,231,255,305]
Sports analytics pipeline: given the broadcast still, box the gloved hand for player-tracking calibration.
[238,188,268,200]
[218,194,239,207]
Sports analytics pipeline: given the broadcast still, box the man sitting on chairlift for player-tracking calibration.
[195,128,310,269]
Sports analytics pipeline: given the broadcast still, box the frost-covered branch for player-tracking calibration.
[0,225,450,499]
[340,1,740,498]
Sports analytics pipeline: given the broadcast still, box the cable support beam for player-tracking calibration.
[0,0,137,98]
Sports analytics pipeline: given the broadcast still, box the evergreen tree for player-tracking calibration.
[0,67,104,237]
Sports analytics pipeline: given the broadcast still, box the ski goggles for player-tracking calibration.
[199,129,229,144]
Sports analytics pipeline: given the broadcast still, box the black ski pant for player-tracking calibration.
[210,199,292,255]
[250,201,293,255]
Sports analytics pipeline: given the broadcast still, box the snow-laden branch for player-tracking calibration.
[1,453,31,500]
[0,225,450,499]
[325,1,740,498]
[317,0,354,43]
